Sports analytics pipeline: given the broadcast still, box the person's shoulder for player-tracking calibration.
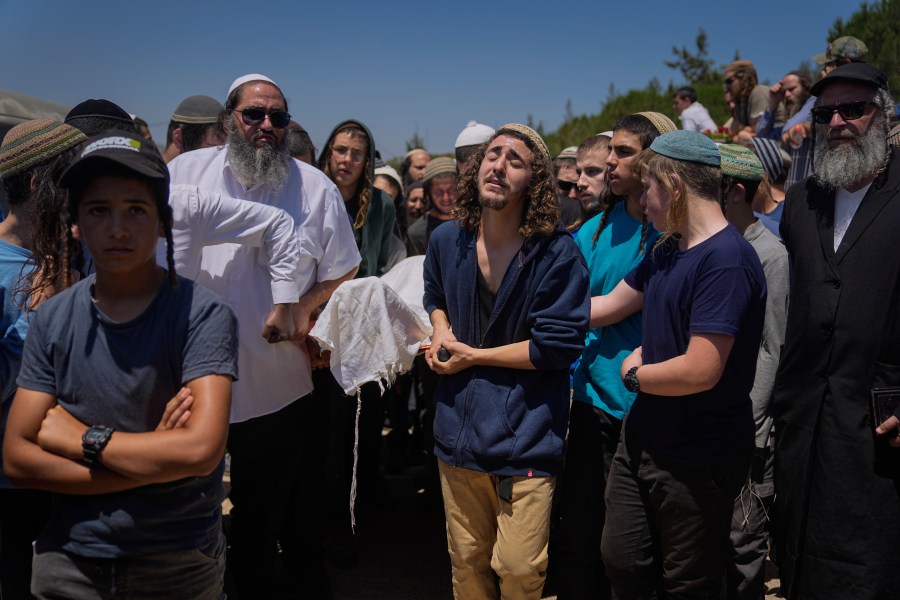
[32,277,92,326]
[293,160,342,205]
[168,146,224,174]
[430,219,463,243]
[752,225,788,260]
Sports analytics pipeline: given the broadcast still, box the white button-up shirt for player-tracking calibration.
[168,146,360,423]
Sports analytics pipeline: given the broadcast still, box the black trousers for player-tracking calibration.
[601,426,752,599]
[551,402,621,600]
[226,396,316,600]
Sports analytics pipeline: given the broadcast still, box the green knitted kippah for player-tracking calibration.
[719,144,765,181]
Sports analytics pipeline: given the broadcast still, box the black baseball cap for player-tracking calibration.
[59,129,169,189]
[810,62,888,97]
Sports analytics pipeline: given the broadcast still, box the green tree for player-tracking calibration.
[829,0,900,92]
[664,28,719,85]
[405,130,426,152]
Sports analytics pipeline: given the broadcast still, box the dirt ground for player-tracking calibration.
[223,457,785,600]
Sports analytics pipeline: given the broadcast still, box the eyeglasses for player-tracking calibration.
[331,145,366,164]
[233,108,291,129]
[810,101,873,125]
[557,180,578,193]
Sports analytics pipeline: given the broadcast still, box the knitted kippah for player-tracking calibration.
[422,157,456,183]
[636,112,678,135]
[649,130,720,167]
[172,95,224,124]
[719,144,765,181]
[557,146,578,160]
[498,123,550,162]
[0,119,87,179]
[455,121,495,148]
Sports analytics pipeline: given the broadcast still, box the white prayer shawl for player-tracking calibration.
[310,276,429,528]
[379,256,432,336]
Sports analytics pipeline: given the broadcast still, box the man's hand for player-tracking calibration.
[768,81,786,111]
[425,325,458,371]
[156,386,194,431]
[428,339,476,375]
[875,415,900,448]
[290,304,321,344]
[305,337,331,370]
[36,405,86,462]
[262,304,295,343]
[620,346,643,378]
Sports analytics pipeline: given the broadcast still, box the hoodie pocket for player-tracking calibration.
[466,371,522,461]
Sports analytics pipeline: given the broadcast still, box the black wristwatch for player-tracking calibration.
[82,425,115,466]
[623,366,641,393]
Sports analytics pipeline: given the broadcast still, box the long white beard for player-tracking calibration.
[226,122,292,192]
[813,119,888,190]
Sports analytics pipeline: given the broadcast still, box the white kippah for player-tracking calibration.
[374,165,403,190]
[228,73,278,96]
[455,120,495,148]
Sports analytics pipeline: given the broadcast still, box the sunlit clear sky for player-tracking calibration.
[2,0,858,159]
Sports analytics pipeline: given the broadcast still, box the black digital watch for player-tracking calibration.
[82,425,115,466]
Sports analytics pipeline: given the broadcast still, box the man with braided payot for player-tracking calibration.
[551,113,670,600]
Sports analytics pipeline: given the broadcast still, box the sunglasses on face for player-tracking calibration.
[234,108,292,129]
[810,101,872,125]
[557,180,578,193]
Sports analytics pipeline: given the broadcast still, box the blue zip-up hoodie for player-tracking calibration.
[423,220,590,477]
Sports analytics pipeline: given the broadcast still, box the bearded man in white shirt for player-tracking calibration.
[168,73,359,599]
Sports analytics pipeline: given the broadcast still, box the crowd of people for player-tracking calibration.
[0,33,898,600]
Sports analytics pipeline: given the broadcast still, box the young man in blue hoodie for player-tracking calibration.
[424,124,590,600]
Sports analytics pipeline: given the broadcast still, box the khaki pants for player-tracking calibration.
[438,459,555,600]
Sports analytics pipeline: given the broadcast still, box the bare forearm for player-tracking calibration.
[91,428,226,483]
[298,266,358,315]
[634,356,722,396]
[470,341,535,370]
[4,439,145,495]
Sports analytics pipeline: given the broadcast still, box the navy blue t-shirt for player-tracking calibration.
[624,225,766,466]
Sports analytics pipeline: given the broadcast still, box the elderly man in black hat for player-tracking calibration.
[774,62,900,600]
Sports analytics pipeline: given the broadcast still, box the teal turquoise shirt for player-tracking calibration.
[571,202,658,418]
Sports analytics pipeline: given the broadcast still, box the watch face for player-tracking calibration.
[85,429,105,444]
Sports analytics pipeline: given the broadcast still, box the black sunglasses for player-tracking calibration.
[810,101,872,125]
[557,180,578,193]
[234,108,292,129]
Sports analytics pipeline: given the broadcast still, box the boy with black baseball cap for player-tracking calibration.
[3,129,238,598]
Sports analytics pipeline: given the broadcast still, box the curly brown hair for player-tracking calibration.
[452,128,559,238]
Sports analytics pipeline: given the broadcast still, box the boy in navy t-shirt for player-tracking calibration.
[589,130,766,598]
[3,130,238,599]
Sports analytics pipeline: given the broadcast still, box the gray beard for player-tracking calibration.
[226,122,291,192]
[813,120,888,190]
